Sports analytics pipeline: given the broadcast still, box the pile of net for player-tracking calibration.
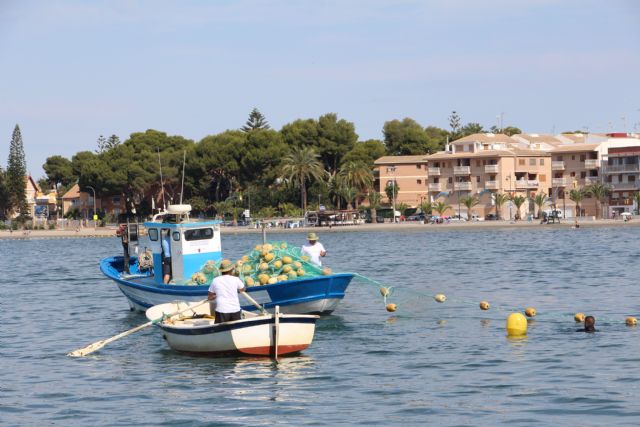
[187,241,332,287]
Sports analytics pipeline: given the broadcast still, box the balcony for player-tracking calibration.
[585,176,600,184]
[552,178,568,187]
[484,164,499,173]
[485,180,499,190]
[455,182,473,191]
[584,159,599,169]
[454,166,471,175]
[428,167,441,176]
[552,161,565,170]
[428,183,443,191]
[515,179,539,188]
[606,164,640,173]
[610,182,640,191]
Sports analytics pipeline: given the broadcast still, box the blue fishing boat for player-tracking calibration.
[101,205,354,314]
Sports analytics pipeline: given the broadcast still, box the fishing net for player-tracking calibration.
[185,241,331,286]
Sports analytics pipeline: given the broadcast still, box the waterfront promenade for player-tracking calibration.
[1,218,637,239]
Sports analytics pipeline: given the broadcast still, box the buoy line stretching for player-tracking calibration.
[350,273,637,327]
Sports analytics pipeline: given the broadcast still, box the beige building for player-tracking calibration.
[373,132,640,220]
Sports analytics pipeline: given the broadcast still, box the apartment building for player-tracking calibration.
[605,145,640,215]
[373,155,429,206]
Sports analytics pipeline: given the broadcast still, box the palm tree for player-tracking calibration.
[460,195,480,221]
[434,201,452,217]
[586,182,611,219]
[510,195,527,220]
[493,193,509,220]
[337,161,373,208]
[532,192,549,219]
[396,202,409,218]
[419,200,433,222]
[281,147,326,212]
[337,185,358,210]
[569,188,587,225]
[367,191,381,223]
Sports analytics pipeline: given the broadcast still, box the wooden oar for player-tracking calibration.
[67,299,209,357]
[241,291,268,315]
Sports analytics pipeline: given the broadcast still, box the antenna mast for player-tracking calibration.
[158,149,166,210]
[179,150,186,205]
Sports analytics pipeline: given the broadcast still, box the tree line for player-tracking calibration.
[11,109,522,220]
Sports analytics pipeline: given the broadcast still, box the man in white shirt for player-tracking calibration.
[301,232,327,266]
[208,259,245,323]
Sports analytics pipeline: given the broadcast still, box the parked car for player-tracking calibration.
[448,215,465,222]
[485,214,498,221]
[470,214,484,222]
[407,213,425,221]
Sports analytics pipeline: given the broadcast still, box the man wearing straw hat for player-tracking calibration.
[301,232,327,266]
[208,259,246,323]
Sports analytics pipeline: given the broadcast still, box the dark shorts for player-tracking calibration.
[162,257,172,275]
[215,311,241,324]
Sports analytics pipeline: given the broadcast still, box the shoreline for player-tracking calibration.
[1,219,638,240]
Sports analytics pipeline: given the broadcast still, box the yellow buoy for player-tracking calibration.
[273,260,282,269]
[259,262,269,271]
[258,274,269,285]
[626,316,638,326]
[525,307,536,318]
[434,294,446,303]
[264,252,275,262]
[506,312,527,336]
[380,287,391,298]
[282,256,292,264]
[386,303,397,312]
[245,277,255,286]
[268,277,278,285]
[322,267,332,276]
[479,301,490,311]
[282,265,292,273]
[574,313,585,323]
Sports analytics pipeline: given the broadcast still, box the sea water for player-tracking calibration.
[1,226,639,426]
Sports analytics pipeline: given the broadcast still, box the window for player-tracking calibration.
[630,176,636,182]
[476,160,481,167]
[417,179,422,184]
[434,177,440,183]
[184,228,213,241]
[555,156,563,161]
[529,158,536,166]
[571,155,575,160]
[519,159,525,166]
[416,165,421,169]
[112,196,120,203]
[448,177,453,184]
[476,176,480,183]
[580,155,586,161]
[539,174,546,182]
[580,172,586,178]
[149,228,159,241]
[570,172,576,177]
[540,159,545,165]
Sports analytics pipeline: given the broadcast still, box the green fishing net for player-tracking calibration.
[186,241,331,286]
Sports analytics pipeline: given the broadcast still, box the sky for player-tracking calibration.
[1,0,639,178]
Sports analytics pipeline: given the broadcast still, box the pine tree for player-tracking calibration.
[6,124,28,219]
[96,135,107,153]
[0,166,9,219]
[241,108,270,132]
[106,134,121,150]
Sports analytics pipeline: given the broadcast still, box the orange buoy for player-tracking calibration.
[525,307,536,318]
[479,301,490,311]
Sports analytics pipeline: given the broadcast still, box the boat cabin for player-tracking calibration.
[144,205,222,284]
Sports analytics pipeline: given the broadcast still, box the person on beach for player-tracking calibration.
[207,259,245,323]
[301,232,326,266]
[162,229,172,283]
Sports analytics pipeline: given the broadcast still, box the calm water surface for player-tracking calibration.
[1,226,639,426]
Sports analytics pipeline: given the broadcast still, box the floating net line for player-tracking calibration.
[348,273,637,327]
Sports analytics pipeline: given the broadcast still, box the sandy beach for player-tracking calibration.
[1,218,637,240]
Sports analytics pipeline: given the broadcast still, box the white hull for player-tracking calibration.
[146,302,318,356]
[120,282,340,314]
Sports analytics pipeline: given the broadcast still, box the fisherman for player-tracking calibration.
[301,232,327,266]
[162,229,172,283]
[207,259,246,323]
[116,224,130,274]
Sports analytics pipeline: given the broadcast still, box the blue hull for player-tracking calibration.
[100,256,354,315]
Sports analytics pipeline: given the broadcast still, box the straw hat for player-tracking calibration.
[219,259,235,273]
[307,232,319,241]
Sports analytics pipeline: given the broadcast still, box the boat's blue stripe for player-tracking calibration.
[160,316,317,335]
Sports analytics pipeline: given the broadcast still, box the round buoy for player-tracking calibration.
[574,313,585,323]
[380,287,391,298]
[479,301,490,311]
[386,303,397,312]
[626,316,637,326]
[434,294,446,303]
[506,313,527,336]
[525,307,536,318]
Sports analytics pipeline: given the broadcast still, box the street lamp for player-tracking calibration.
[86,185,97,230]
